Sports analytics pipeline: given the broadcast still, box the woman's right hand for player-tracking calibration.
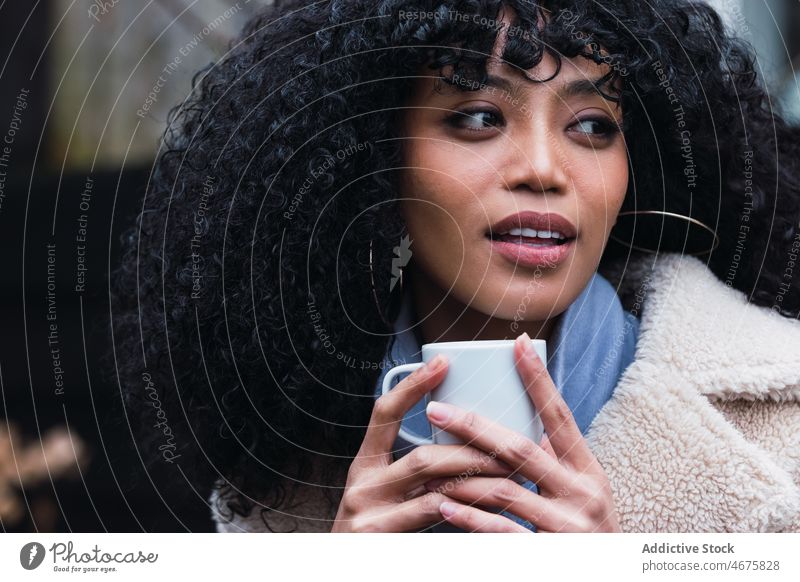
[331,354,515,532]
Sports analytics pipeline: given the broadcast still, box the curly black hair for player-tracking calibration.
[112,0,800,529]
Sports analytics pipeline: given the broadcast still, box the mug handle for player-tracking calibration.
[381,363,435,446]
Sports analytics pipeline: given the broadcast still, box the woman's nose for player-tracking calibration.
[501,124,569,195]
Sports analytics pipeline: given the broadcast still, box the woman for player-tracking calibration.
[113,0,800,533]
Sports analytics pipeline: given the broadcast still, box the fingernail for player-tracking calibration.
[426,400,451,423]
[439,501,458,518]
[428,354,445,370]
[518,332,534,356]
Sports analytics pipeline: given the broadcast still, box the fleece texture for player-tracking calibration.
[585,253,800,532]
[210,252,800,532]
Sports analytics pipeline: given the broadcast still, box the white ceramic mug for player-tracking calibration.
[381,339,546,447]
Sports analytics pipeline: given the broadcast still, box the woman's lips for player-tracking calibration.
[487,233,574,268]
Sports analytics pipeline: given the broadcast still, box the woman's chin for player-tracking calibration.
[465,286,569,322]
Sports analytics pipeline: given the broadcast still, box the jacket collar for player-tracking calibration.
[610,252,800,402]
[589,252,800,532]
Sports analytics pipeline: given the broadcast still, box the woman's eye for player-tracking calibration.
[569,117,620,138]
[445,108,503,132]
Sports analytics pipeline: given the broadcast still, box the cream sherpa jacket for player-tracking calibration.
[211,252,800,532]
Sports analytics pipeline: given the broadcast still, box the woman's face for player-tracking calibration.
[398,45,628,324]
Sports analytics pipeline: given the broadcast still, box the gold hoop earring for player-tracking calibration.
[609,210,720,256]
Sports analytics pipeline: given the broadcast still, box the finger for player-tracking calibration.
[425,400,571,490]
[438,500,531,533]
[426,475,568,532]
[357,355,449,463]
[540,434,557,460]
[401,483,429,502]
[344,491,453,533]
[382,444,516,494]
[514,333,591,468]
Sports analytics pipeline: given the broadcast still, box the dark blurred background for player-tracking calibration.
[0,0,798,532]
[0,0,265,532]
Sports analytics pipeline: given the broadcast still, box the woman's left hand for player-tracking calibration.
[422,332,621,533]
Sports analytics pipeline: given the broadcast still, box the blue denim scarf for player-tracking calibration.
[373,271,640,532]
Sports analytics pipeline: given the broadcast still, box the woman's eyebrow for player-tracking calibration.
[483,73,612,100]
[557,77,611,99]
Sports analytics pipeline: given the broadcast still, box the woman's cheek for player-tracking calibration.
[573,157,628,246]
[400,192,467,289]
